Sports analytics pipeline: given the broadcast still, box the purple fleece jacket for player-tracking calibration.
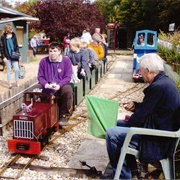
[38,56,72,88]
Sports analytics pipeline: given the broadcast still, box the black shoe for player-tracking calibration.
[59,115,68,126]
[100,173,114,179]
[100,162,114,179]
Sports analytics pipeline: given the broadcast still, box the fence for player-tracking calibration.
[0,77,38,136]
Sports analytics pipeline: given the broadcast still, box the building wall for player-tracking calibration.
[107,28,135,50]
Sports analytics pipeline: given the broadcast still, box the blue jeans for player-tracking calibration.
[106,120,139,179]
[32,47,37,57]
[64,47,69,56]
[5,59,20,83]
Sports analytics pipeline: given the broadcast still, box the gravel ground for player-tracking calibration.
[0,55,146,179]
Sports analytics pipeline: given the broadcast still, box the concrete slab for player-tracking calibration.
[67,136,109,173]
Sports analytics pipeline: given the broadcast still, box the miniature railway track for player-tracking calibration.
[0,82,147,179]
[0,154,37,179]
[0,81,147,179]
[111,82,147,101]
[0,57,148,179]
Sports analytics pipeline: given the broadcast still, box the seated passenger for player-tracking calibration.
[88,33,104,61]
[103,53,180,179]
[37,42,73,126]
[68,37,90,80]
[137,34,145,46]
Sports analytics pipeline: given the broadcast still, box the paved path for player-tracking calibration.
[67,55,136,175]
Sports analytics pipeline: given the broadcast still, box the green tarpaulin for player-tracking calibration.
[86,95,119,139]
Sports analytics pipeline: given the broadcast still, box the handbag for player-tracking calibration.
[11,51,20,61]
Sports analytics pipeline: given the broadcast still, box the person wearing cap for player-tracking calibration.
[30,35,38,57]
[88,33,104,61]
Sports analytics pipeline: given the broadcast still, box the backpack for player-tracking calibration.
[19,65,25,79]
[87,48,99,70]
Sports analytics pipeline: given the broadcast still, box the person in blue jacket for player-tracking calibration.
[103,53,180,179]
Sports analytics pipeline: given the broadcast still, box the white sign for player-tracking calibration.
[169,23,175,31]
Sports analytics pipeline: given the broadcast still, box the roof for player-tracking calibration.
[0,6,39,23]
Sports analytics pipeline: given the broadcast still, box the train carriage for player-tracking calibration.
[133,30,158,81]
[8,91,59,155]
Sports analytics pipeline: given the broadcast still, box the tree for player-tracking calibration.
[94,0,120,23]
[15,0,37,14]
[28,0,106,43]
[94,0,180,32]
[118,0,162,31]
[159,0,180,31]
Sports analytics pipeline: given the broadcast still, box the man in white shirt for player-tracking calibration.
[30,35,38,57]
[81,28,92,44]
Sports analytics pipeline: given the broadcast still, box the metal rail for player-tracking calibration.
[0,155,37,179]
[0,82,147,179]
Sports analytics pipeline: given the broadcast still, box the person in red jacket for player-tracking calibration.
[63,33,70,56]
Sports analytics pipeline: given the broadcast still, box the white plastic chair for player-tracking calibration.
[114,127,180,180]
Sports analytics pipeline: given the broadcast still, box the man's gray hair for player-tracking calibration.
[139,53,164,73]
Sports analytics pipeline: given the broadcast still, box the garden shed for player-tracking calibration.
[0,5,39,62]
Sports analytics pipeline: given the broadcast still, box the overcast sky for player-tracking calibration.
[5,0,27,6]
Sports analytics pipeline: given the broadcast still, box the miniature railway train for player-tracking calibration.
[8,92,59,155]
[133,29,158,81]
[7,29,158,155]
[7,61,108,155]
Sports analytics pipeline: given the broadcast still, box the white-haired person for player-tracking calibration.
[30,35,38,57]
[101,53,180,179]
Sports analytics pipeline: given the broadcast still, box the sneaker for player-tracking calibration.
[59,115,68,126]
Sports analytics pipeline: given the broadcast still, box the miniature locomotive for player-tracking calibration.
[133,29,158,81]
[8,91,59,155]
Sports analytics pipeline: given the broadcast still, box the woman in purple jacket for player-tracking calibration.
[103,53,180,179]
[38,42,73,126]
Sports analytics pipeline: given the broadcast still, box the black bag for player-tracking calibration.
[11,51,20,61]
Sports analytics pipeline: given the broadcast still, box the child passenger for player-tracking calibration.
[68,37,91,81]
[81,40,99,72]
